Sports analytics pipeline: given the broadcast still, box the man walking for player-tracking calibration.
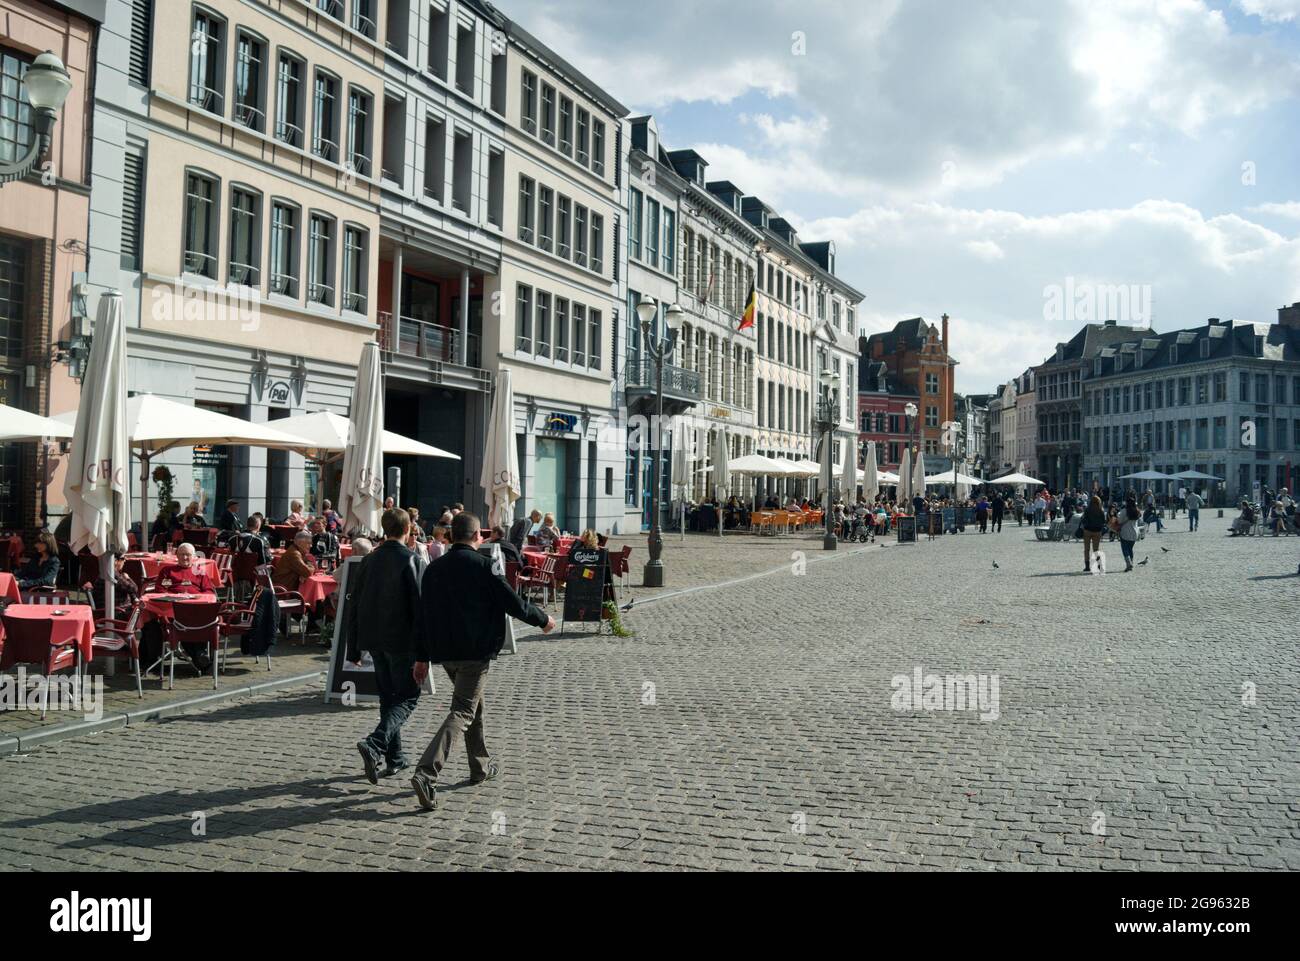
[349,508,426,782]
[409,512,555,811]
[991,492,1004,533]
[1185,488,1202,532]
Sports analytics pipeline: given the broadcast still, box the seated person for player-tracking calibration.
[180,501,208,530]
[763,494,779,510]
[285,500,309,528]
[1268,501,1291,535]
[567,528,601,560]
[1229,501,1256,536]
[16,532,61,590]
[491,524,528,571]
[273,531,316,591]
[236,515,272,565]
[349,537,373,557]
[320,499,342,533]
[217,499,242,533]
[157,543,217,594]
[87,551,141,613]
[309,518,340,563]
[534,513,561,550]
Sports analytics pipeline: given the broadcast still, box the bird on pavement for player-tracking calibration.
[620,598,634,613]
[1160,547,1171,553]
[1139,557,1149,566]
[992,561,999,569]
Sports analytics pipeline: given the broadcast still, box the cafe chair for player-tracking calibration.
[518,555,557,606]
[218,587,270,673]
[610,545,632,591]
[166,599,222,690]
[91,601,144,699]
[255,570,307,642]
[25,587,72,606]
[0,614,79,719]
[229,552,261,602]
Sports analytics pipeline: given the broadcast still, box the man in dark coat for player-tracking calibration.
[349,508,425,782]
[408,512,554,811]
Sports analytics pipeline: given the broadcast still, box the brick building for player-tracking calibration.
[859,315,956,461]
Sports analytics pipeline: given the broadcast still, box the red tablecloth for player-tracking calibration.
[140,592,219,624]
[521,550,569,583]
[0,603,94,665]
[123,553,221,584]
[339,544,352,559]
[296,573,338,607]
[0,572,20,603]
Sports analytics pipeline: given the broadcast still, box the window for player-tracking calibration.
[1213,416,1226,449]
[538,186,554,252]
[455,23,474,95]
[540,83,556,146]
[520,70,536,134]
[1239,372,1250,402]
[487,147,504,227]
[556,195,571,258]
[269,201,299,297]
[312,70,340,161]
[120,148,146,271]
[559,96,573,155]
[228,186,261,287]
[307,213,335,306]
[352,0,377,39]
[1256,373,1269,404]
[128,0,153,87]
[189,8,226,113]
[628,187,642,261]
[1195,374,1208,405]
[428,4,448,80]
[515,284,532,352]
[490,47,507,114]
[518,176,535,243]
[590,214,604,274]
[573,205,588,267]
[588,309,602,369]
[1178,377,1190,405]
[535,291,551,358]
[423,115,444,201]
[591,119,606,175]
[1195,418,1208,449]
[275,51,305,147]
[572,303,586,366]
[183,171,219,278]
[926,406,938,428]
[663,210,676,276]
[347,88,372,175]
[925,372,939,394]
[575,107,589,165]
[1214,372,1226,402]
[645,200,659,268]
[342,226,367,312]
[554,298,569,363]
[233,31,266,131]
[317,0,342,19]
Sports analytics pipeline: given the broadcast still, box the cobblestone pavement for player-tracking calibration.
[1,515,1297,871]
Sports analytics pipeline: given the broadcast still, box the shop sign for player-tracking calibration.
[541,412,578,434]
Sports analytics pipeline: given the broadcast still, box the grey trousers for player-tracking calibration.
[417,660,491,780]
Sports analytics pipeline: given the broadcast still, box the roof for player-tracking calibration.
[862,318,935,355]
[1086,320,1300,380]
[1036,322,1151,370]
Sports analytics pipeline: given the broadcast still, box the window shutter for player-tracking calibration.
[128,0,153,87]
[121,149,145,270]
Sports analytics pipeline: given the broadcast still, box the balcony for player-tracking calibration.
[379,312,481,369]
[622,358,702,417]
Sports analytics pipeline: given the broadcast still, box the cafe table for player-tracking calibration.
[0,571,20,603]
[296,573,338,608]
[124,552,222,584]
[0,602,94,670]
[140,591,220,625]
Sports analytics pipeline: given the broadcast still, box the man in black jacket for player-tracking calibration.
[348,508,425,782]
[408,512,554,811]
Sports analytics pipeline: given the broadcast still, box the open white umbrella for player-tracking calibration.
[863,442,880,501]
[1119,470,1172,481]
[277,410,460,462]
[339,342,385,536]
[480,368,520,530]
[727,453,786,475]
[64,293,131,614]
[926,468,985,486]
[1170,469,1222,482]
[989,471,1044,486]
[0,403,74,442]
[712,429,729,535]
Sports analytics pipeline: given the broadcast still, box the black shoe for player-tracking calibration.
[470,757,500,785]
[382,761,410,778]
[411,768,437,811]
[357,741,380,785]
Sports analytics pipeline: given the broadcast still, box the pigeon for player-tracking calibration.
[992,561,999,569]
[1138,557,1149,566]
[620,598,635,613]
[1160,547,1170,553]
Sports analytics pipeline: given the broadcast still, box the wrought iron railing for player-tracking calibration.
[379,312,481,368]
[623,359,702,397]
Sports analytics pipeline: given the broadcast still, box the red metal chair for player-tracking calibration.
[25,588,72,605]
[610,545,632,590]
[517,555,557,605]
[166,599,222,690]
[91,601,144,698]
[218,586,270,672]
[0,613,79,719]
[256,569,307,641]
[230,551,261,601]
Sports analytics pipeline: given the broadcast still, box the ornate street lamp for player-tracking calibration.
[817,369,841,550]
[638,296,682,588]
[0,52,73,187]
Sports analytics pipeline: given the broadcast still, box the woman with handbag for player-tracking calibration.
[1119,499,1142,572]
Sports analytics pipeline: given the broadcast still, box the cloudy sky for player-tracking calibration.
[512,0,1300,392]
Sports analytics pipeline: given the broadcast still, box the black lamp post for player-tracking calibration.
[0,52,73,186]
[637,296,682,588]
[817,369,841,550]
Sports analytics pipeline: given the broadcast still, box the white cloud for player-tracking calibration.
[1235,0,1300,22]
[965,240,1007,261]
[1249,201,1300,218]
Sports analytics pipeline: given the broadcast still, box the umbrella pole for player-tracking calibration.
[140,451,150,551]
[101,551,114,628]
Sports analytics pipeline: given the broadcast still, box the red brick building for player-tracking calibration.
[857,359,918,473]
[859,315,957,459]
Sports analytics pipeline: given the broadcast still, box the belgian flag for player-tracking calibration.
[738,283,756,331]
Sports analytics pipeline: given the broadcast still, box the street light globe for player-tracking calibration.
[819,369,834,387]
[635,295,657,326]
[664,303,684,332]
[904,401,918,418]
[23,52,73,113]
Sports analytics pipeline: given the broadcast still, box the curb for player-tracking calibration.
[2,670,324,756]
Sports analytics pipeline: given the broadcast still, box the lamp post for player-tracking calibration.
[638,296,682,588]
[0,52,73,187]
[817,369,841,550]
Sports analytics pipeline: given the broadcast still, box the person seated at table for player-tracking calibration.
[87,550,141,614]
[509,510,541,550]
[273,531,317,592]
[349,537,373,557]
[383,496,395,510]
[566,528,601,561]
[180,501,208,530]
[309,518,340,564]
[1229,501,1256,536]
[321,499,342,533]
[490,524,528,571]
[535,513,561,550]
[16,531,60,590]
[285,500,308,528]
[235,515,272,566]
[217,499,242,533]
[157,543,217,594]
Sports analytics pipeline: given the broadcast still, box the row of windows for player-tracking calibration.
[755,314,810,369]
[665,321,754,408]
[1036,369,1082,402]
[1083,418,1300,455]
[182,169,367,311]
[1036,411,1083,444]
[628,188,676,276]
[314,0,377,40]
[188,6,375,174]
[1087,372,1300,416]
[519,68,606,177]
[517,176,604,275]
[756,254,856,334]
[680,228,752,315]
[757,380,810,435]
[514,283,601,371]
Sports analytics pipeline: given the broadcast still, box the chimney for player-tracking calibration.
[1279,303,1300,328]
[941,313,949,352]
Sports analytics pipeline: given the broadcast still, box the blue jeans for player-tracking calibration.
[365,650,421,767]
[1120,539,1135,566]
[1188,508,1199,531]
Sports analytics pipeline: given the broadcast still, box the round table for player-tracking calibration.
[0,603,94,666]
[124,553,221,584]
[0,571,20,604]
[140,592,220,624]
[296,573,338,607]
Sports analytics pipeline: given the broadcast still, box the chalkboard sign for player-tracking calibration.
[928,513,944,536]
[563,546,610,625]
[942,508,957,533]
[895,516,917,544]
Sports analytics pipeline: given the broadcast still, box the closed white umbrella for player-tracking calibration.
[64,293,131,615]
[839,446,857,503]
[0,403,74,442]
[712,429,729,536]
[671,427,691,541]
[480,368,520,530]
[339,342,385,536]
[863,441,880,501]
[897,452,911,504]
[912,449,927,500]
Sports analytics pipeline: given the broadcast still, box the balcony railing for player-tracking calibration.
[623,359,702,397]
[379,313,481,368]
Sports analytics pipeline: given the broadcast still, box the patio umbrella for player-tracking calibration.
[711,429,729,536]
[989,471,1044,486]
[897,453,912,503]
[839,447,857,502]
[671,427,691,541]
[863,441,880,501]
[0,403,74,442]
[912,450,927,501]
[925,468,985,486]
[727,454,786,475]
[1170,469,1222,482]
[339,342,385,536]
[877,469,900,485]
[277,410,460,462]
[480,368,520,530]
[1119,470,1172,481]
[63,292,130,614]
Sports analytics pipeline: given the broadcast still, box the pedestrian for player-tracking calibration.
[1120,498,1142,572]
[1080,495,1107,572]
[975,495,990,533]
[350,508,426,783]
[408,512,555,811]
[1185,488,1202,532]
[1142,489,1163,533]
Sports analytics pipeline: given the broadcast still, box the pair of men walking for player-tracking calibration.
[345,508,554,811]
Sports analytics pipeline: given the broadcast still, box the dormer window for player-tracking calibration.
[1169,345,1177,364]
[1255,335,1265,357]
[1094,358,1102,377]
[1199,339,1209,359]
